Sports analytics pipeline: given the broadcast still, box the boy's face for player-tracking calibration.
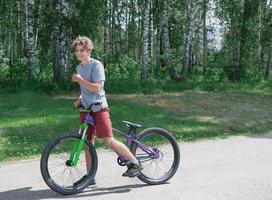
[75,45,90,62]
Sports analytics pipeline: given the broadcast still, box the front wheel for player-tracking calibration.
[130,128,180,185]
[40,132,98,195]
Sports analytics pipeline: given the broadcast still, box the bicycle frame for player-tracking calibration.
[70,112,160,166]
[68,113,90,166]
[112,127,160,160]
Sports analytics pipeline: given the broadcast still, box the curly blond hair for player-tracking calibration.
[72,36,94,51]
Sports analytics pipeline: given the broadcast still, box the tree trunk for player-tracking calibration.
[108,0,113,62]
[238,0,251,79]
[138,1,143,62]
[112,0,117,61]
[155,23,162,70]
[103,0,108,66]
[52,0,72,83]
[181,0,195,79]
[17,0,25,59]
[257,0,265,68]
[140,0,150,81]
[116,1,122,60]
[202,0,208,74]
[264,45,271,79]
[228,1,240,81]
[26,0,36,81]
[261,0,272,77]
[125,0,129,53]
[264,1,272,78]
[148,0,153,63]
[128,0,137,58]
[161,0,179,80]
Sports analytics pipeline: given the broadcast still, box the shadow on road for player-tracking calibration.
[0,184,150,200]
[0,187,57,200]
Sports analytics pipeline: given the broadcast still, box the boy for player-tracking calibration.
[71,36,143,184]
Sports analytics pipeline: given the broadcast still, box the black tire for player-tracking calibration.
[40,132,98,195]
[130,128,180,185]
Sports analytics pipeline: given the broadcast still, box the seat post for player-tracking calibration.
[128,127,136,135]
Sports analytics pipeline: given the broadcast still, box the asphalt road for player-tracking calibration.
[0,134,272,200]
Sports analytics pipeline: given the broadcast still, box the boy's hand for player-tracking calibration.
[72,74,83,82]
[74,98,81,108]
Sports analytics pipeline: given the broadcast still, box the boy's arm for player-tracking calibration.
[74,94,82,108]
[72,73,102,93]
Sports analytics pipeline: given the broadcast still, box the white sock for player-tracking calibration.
[129,158,139,165]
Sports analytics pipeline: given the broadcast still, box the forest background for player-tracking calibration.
[0,0,271,93]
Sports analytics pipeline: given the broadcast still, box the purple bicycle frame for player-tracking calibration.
[84,113,159,162]
[112,127,160,162]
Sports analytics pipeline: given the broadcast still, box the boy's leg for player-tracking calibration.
[103,137,143,177]
[103,137,134,160]
[84,139,94,170]
[95,108,143,177]
[79,112,96,185]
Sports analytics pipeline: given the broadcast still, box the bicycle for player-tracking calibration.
[40,108,180,195]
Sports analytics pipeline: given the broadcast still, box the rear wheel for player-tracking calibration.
[131,128,180,185]
[40,132,98,195]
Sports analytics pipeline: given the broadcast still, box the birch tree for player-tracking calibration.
[257,0,265,67]
[227,0,240,81]
[52,0,73,82]
[161,0,179,80]
[202,0,208,73]
[238,0,254,80]
[181,0,196,79]
[26,0,36,81]
[141,0,151,81]
[128,0,137,58]
[263,0,272,78]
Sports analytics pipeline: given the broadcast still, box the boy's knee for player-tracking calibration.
[103,137,116,149]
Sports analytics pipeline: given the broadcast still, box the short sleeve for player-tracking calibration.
[92,61,105,82]
[76,65,80,73]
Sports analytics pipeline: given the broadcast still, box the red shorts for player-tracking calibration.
[80,108,113,141]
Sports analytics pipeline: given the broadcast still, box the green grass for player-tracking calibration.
[0,92,79,162]
[105,79,272,94]
[1,90,272,162]
[2,78,272,95]
[109,91,272,140]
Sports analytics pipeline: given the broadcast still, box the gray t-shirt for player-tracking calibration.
[76,58,108,112]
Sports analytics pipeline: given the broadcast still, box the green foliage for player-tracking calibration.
[106,78,167,94]
[0,46,28,83]
[0,0,272,91]
[35,45,54,81]
[9,58,28,82]
[105,55,140,80]
[0,48,9,80]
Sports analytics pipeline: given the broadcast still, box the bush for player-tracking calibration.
[105,55,140,80]
[0,48,9,80]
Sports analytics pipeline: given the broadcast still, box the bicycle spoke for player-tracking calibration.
[131,129,180,184]
[45,137,92,186]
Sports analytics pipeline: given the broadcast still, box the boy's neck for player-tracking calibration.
[81,57,91,65]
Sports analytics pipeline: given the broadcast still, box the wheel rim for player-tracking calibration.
[46,137,91,189]
[135,132,176,181]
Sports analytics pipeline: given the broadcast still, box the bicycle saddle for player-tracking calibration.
[122,121,142,129]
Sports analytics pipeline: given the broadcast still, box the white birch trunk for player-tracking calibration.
[162,0,179,80]
[228,1,240,81]
[26,0,36,81]
[181,0,195,78]
[264,44,271,79]
[141,0,150,81]
[202,0,208,73]
[257,0,264,66]
[53,0,72,82]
